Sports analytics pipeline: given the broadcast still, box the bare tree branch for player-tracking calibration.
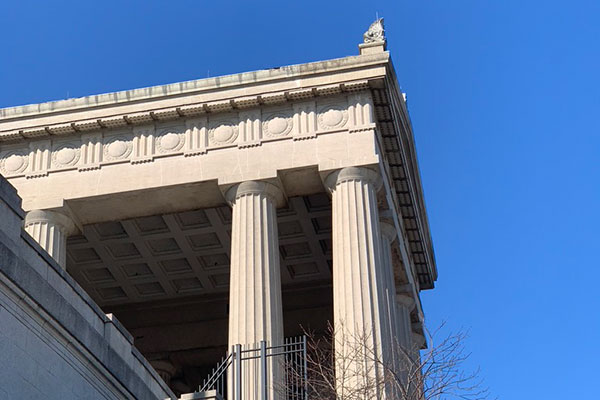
[280,322,492,400]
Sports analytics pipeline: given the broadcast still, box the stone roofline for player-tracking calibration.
[0,44,437,289]
[0,52,389,132]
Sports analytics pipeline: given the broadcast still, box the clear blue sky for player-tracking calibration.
[1,1,598,398]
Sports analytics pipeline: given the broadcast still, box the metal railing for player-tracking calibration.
[196,336,307,400]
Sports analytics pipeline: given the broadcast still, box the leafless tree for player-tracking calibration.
[281,323,491,400]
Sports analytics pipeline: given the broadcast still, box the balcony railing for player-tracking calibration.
[185,336,307,400]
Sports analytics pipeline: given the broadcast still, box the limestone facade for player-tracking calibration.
[0,25,437,398]
[0,176,175,399]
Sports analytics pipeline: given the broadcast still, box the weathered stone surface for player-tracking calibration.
[0,174,176,400]
[0,23,437,399]
[226,180,284,400]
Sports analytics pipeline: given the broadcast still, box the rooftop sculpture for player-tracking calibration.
[363,18,385,43]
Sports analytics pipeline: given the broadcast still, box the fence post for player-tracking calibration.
[260,340,268,400]
[303,336,308,400]
[235,344,242,400]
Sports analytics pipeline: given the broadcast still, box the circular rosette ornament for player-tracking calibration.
[317,105,348,130]
[156,130,185,154]
[209,121,239,145]
[104,136,132,160]
[0,151,29,175]
[52,143,80,168]
[263,113,293,138]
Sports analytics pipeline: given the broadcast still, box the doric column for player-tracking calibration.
[225,180,284,400]
[149,360,176,386]
[325,166,390,398]
[396,294,415,352]
[410,329,426,397]
[411,331,426,353]
[396,293,416,385]
[24,209,77,269]
[379,221,400,357]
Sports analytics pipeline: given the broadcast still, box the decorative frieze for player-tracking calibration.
[0,81,374,143]
[79,133,103,171]
[208,115,239,147]
[51,141,80,169]
[348,92,375,132]
[27,140,51,178]
[184,117,207,156]
[0,93,375,178]
[317,102,349,131]
[292,101,317,140]
[0,149,28,175]
[103,134,133,162]
[132,125,155,163]
[262,109,292,139]
[238,110,262,148]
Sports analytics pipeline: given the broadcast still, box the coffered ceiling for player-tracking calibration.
[67,193,333,307]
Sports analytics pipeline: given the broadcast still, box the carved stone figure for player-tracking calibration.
[363,18,385,43]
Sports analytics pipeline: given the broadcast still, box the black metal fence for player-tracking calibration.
[196,336,307,400]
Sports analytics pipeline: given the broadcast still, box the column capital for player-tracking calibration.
[24,209,78,236]
[411,331,426,349]
[396,293,416,310]
[224,180,285,208]
[324,166,382,193]
[380,220,397,241]
[149,360,176,385]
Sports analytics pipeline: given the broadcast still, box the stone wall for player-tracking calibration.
[0,175,176,399]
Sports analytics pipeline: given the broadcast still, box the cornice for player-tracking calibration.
[372,62,438,289]
[0,47,437,291]
[0,81,378,143]
[0,52,389,126]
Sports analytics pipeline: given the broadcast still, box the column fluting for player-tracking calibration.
[380,221,401,362]
[325,166,391,398]
[396,294,415,352]
[24,209,77,269]
[225,180,284,400]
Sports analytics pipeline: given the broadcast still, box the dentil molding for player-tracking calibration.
[0,92,376,179]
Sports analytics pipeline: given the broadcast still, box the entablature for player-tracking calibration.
[0,49,437,292]
[0,52,390,140]
[0,92,376,180]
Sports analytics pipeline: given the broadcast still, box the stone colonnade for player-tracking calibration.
[23,166,419,398]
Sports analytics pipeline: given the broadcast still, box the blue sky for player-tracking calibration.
[1,1,598,398]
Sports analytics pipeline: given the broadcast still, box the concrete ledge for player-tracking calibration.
[181,391,223,400]
[0,175,24,218]
[0,52,389,120]
[0,176,176,400]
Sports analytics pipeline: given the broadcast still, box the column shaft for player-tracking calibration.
[379,221,401,362]
[395,292,421,398]
[395,300,413,351]
[226,181,284,400]
[326,167,390,398]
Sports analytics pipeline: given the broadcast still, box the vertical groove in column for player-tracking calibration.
[381,236,398,348]
[396,304,412,350]
[24,210,76,270]
[379,219,405,391]
[226,181,284,400]
[328,167,391,398]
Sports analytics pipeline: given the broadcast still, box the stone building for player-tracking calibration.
[0,21,436,399]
